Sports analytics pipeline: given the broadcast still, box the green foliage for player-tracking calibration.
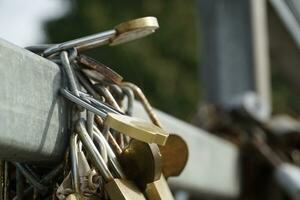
[45,0,200,120]
[272,66,300,116]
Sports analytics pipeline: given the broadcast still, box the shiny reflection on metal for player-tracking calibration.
[94,115,122,155]
[87,111,95,140]
[92,129,108,164]
[110,16,159,46]
[61,51,80,97]
[25,44,53,54]
[70,134,80,193]
[60,89,106,118]
[43,30,116,56]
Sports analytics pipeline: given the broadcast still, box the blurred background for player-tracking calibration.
[1,0,300,121]
[1,0,300,199]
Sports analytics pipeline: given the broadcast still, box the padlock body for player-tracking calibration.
[105,179,146,200]
[145,175,174,200]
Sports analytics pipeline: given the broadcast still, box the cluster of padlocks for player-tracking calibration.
[4,17,188,199]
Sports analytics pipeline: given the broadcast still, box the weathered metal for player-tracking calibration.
[0,38,68,163]
[76,55,123,85]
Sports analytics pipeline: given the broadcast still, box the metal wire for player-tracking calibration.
[76,119,114,182]
[13,163,47,192]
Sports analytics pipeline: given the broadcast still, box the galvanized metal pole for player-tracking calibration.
[250,0,271,107]
[197,0,271,107]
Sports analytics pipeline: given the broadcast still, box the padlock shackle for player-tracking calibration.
[60,89,107,118]
[93,126,126,179]
[61,51,81,97]
[43,29,116,57]
[76,119,114,182]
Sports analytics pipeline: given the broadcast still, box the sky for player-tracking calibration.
[0,0,69,47]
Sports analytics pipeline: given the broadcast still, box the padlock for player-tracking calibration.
[76,119,146,200]
[43,16,159,56]
[118,139,162,190]
[104,113,168,145]
[145,175,175,200]
[159,134,189,178]
[61,88,169,145]
[76,54,123,85]
[122,83,187,178]
[110,16,159,46]
[70,133,81,194]
[115,84,177,199]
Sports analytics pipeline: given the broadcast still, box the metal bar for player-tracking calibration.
[269,0,300,48]
[197,0,255,105]
[0,38,69,162]
[16,168,25,200]
[250,0,271,107]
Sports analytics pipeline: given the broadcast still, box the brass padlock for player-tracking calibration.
[76,119,146,200]
[104,113,169,145]
[145,175,175,200]
[61,89,169,145]
[110,16,159,46]
[118,139,163,190]
[159,134,189,178]
[76,54,123,85]
[43,16,159,56]
[105,179,146,200]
